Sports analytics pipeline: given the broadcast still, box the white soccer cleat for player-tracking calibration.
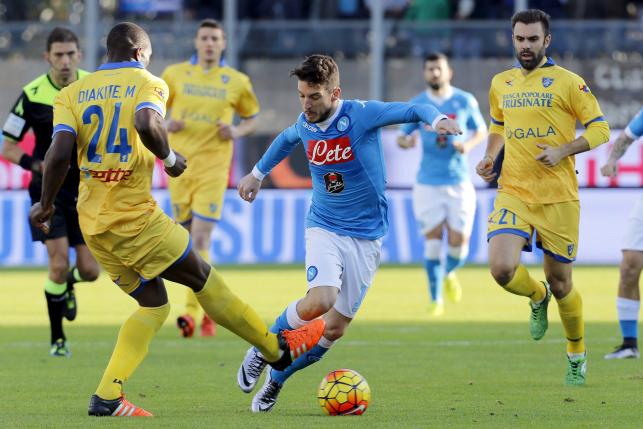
[237,347,268,393]
[604,345,640,360]
[251,371,283,413]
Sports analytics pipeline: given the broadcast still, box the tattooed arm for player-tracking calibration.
[600,132,635,178]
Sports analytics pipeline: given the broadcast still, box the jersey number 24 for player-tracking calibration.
[82,103,132,163]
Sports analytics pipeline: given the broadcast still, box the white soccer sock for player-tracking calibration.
[447,245,468,260]
[616,297,640,321]
[318,336,335,349]
[286,300,307,329]
[424,239,441,260]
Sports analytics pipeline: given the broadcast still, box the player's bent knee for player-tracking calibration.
[78,266,100,282]
[49,258,70,282]
[489,263,517,286]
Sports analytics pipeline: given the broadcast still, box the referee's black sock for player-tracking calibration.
[44,279,68,344]
[45,291,66,344]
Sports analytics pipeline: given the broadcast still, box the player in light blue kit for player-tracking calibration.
[600,108,643,359]
[235,55,461,412]
[397,53,487,316]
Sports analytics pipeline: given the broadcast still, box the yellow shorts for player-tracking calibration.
[167,168,229,224]
[487,192,579,263]
[83,207,191,294]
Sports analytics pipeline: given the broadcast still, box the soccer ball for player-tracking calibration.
[317,369,370,416]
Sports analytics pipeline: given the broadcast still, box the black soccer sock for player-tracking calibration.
[66,266,80,289]
[45,291,66,344]
[623,337,638,348]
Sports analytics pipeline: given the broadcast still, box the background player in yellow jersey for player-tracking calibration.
[29,22,323,417]
[475,9,610,385]
[1,28,99,357]
[161,19,260,338]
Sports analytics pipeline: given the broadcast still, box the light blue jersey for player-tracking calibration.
[256,99,445,240]
[625,108,643,139]
[400,87,485,185]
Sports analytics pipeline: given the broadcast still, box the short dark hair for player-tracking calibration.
[106,22,150,60]
[424,52,449,64]
[199,18,223,31]
[511,9,551,35]
[290,55,340,89]
[46,27,79,52]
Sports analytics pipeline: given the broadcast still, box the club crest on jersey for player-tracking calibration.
[542,77,554,88]
[307,137,354,165]
[306,266,318,281]
[337,116,350,132]
[324,171,345,194]
[567,244,574,256]
[221,74,229,84]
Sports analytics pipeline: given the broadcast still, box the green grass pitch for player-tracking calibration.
[1,265,642,428]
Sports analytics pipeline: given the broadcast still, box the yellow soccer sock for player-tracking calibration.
[185,289,201,320]
[95,303,170,400]
[556,288,585,354]
[195,268,281,361]
[503,264,546,302]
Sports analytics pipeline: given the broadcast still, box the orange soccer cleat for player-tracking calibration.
[176,314,196,338]
[200,314,217,337]
[88,394,153,417]
[281,318,326,362]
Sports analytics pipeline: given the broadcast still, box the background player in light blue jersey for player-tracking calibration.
[235,54,461,412]
[600,108,643,360]
[397,53,487,316]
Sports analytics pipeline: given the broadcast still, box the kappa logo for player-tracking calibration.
[568,244,575,256]
[302,121,318,132]
[307,137,354,165]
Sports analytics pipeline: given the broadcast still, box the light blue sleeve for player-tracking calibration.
[400,121,420,135]
[256,124,301,175]
[361,100,443,130]
[465,94,487,131]
[625,108,643,139]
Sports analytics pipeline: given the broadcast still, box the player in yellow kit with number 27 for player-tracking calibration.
[29,21,323,417]
[476,9,610,386]
[162,19,260,339]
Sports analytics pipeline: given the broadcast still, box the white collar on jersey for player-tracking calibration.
[315,100,344,132]
[426,86,454,105]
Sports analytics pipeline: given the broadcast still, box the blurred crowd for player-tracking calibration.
[2,0,643,22]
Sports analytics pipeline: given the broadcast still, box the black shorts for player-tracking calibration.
[29,180,84,246]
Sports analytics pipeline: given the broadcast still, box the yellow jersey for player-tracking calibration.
[52,61,169,235]
[161,59,260,177]
[488,57,609,203]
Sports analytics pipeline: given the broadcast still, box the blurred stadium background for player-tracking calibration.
[0,0,641,267]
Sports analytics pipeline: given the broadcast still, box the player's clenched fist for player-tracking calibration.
[29,202,54,234]
[238,173,262,203]
[476,155,497,182]
[165,151,187,177]
[600,160,618,178]
[435,118,462,135]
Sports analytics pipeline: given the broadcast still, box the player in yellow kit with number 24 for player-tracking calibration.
[29,22,323,417]
[162,19,260,338]
[476,10,610,386]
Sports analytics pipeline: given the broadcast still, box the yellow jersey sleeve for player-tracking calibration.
[567,75,610,148]
[135,76,169,118]
[160,67,175,110]
[234,76,260,119]
[488,76,504,135]
[52,88,78,137]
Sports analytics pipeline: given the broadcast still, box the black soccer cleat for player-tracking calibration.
[63,286,77,321]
